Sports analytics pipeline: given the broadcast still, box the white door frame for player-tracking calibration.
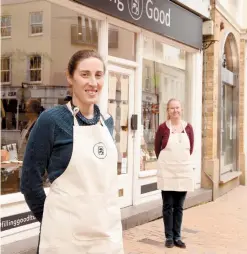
[107,64,135,208]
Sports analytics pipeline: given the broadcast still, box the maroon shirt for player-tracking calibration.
[154,121,194,158]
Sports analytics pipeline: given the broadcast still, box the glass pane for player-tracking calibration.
[30,70,41,81]
[1,71,10,83]
[141,46,188,171]
[31,24,43,34]
[108,24,136,61]
[1,27,11,37]
[108,71,129,175]
[1,2,100,195]
[30,56,41,69]
[31,12,42,24]
[143,36,186,70]
[1,16,11,27]
[223,85,234,166]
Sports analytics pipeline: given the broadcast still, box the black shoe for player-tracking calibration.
[174,239,186,248]
[165,239,174,248]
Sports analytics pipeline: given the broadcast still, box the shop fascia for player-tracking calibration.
[110,0,171,27]
[74,0,203,49]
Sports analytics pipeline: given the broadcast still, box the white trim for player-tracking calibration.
[107,64,135,208]
[98,19,109,115]
[190,52,203,187]
[108,56,138,68]
[0,188,50,206]
[132,32,143,206]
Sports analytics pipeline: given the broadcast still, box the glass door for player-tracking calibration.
[107,65,134,208]
[221,83,237,174]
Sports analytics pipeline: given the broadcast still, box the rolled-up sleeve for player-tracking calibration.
[20,111,55,222]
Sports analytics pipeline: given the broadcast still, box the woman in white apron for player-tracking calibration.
[154,98,194,249]
[21,50,124,254]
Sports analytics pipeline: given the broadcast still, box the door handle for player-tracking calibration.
[131,114,138,130]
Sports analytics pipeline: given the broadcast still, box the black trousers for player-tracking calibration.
[161,191,187,241]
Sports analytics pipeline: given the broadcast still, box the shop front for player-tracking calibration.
[1,0,204,246]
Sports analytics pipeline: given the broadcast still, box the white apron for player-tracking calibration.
[39,103,124,254]
[157,120,194,192]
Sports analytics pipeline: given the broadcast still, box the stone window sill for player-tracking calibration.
[219,171,242,184]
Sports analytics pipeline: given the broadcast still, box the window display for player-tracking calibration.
[140,38,189,171]
[0,4,99,195]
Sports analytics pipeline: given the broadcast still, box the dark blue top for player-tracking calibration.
[20,104,113,222]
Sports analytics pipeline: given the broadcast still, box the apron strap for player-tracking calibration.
[66,102,80,126]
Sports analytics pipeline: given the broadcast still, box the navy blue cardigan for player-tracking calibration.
[20,105,113,222]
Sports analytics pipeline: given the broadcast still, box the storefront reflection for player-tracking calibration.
[1,1,99,195]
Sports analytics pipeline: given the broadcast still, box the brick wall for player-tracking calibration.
[202,7,246,190]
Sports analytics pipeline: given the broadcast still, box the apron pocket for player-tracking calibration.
[70,195,115,241]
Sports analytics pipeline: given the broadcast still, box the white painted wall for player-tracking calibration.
[175,0,211,18]
[217,0,247,28]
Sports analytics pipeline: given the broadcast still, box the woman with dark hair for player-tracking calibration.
[155,98,194,249]
[20,50,124,253]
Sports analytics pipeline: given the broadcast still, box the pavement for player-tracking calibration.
[123,185,247,254]
[3,186,246,253]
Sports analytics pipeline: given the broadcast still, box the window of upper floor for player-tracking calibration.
[30,12,43,35]
[1,16,11,38]
[1,57,11,84]
[28,55,42,83]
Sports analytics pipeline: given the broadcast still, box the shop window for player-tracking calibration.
[1,15,11,38]
[29,55,42,82]
[1,57,11,84]
[1,1,101,196]
[141,38,189,171]
[71,15,99,47]
[144,36,186,70]
[108,24,136,61]
[30,12,43,35]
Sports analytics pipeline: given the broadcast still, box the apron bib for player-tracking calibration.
[157,120,194,192]
[39,102,124,254]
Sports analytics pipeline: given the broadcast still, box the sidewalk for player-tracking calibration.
[123,186,247,254]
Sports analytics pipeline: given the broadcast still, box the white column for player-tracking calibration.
[190,51,203,189]
[244,42,247,182]
[132,32,143,205]
[97,18,109,115]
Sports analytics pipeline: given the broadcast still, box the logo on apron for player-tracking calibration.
[93,142,107,159]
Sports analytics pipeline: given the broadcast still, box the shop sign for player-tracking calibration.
[74,0,202,49]
[1,211,37,231]
[1,90,17,98]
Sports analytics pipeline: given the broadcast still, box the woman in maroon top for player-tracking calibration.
[155,98,194,249]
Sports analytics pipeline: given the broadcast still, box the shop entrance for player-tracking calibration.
[107,65,134,208]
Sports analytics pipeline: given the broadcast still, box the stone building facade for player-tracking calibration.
[202,0,247,199]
